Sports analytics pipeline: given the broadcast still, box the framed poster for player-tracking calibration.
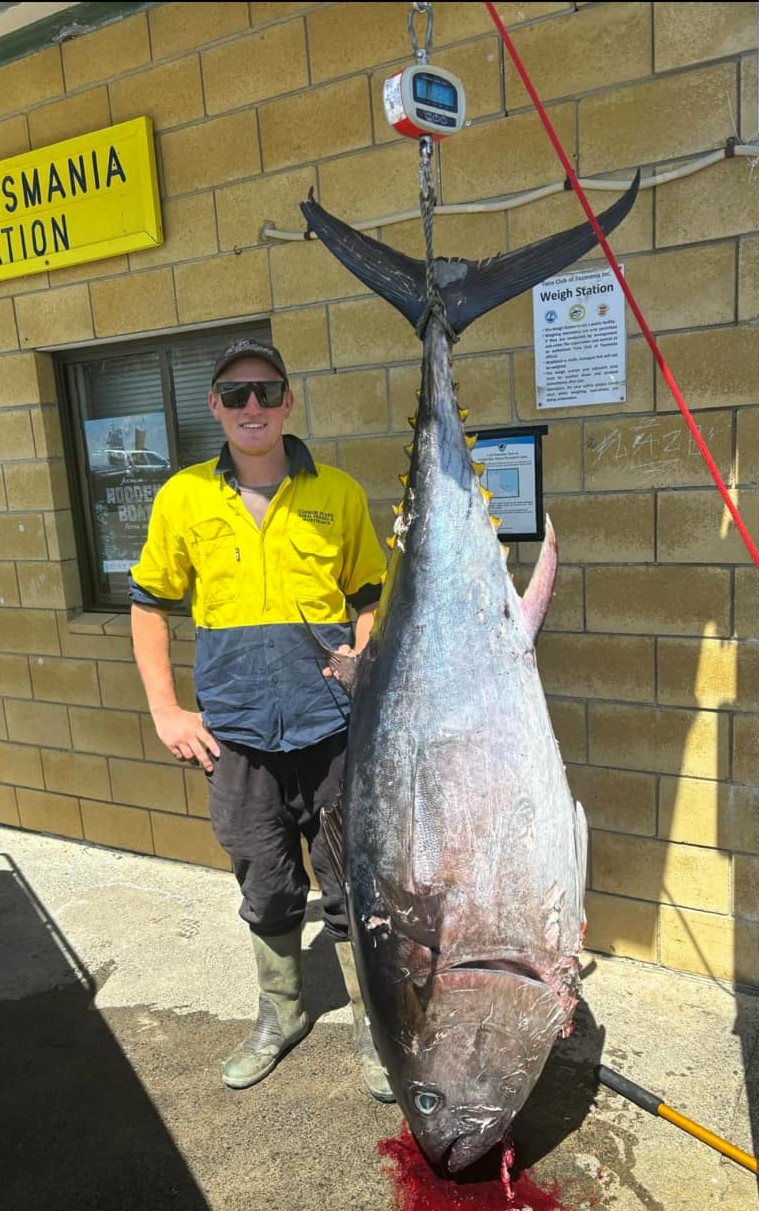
[83,412,172,574]
[468,425,548,542]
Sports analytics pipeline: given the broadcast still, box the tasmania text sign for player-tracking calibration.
[0,116,162,281]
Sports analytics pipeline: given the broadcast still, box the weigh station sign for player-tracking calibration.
[0,116,162,281]
[532,263,626,409]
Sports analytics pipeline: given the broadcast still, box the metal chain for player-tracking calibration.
[419,136,437,303]
[408,2,457,339]
[416,134,457,341]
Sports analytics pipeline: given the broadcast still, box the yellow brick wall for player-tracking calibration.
[0,1,756,987]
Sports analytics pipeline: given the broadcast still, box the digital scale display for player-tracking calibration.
[412,71,459,113]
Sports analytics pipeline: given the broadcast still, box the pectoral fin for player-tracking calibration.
[320,796,344,887]
[297,603,361,696]
[374,873,444,955]
[369,875,446,989]
[520,514,559,643]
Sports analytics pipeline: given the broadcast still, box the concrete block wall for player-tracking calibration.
[0,1,756,986]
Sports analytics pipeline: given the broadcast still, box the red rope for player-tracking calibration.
[484,1,759,572]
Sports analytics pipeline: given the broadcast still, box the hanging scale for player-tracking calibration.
[382,3,467,141]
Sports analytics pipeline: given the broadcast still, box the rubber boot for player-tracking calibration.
[335,940,395,1103]
[221,928,310,1089]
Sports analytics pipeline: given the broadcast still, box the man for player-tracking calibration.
[129,337,393,1101]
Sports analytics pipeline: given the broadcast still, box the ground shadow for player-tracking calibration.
[301,903,352,1021]
[511,988,605,1170]
[731,600,759,1195]
[733,985,759,1195]
[0,854,211,1211]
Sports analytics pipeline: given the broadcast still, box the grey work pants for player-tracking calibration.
[206,730,348,939]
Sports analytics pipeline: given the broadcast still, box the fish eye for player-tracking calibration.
[414,1090,443,1116]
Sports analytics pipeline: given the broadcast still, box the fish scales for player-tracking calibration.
[301,175,639,1176]
[353,318,581,964]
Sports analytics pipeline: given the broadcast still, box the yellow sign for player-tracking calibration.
[0,116,162,281]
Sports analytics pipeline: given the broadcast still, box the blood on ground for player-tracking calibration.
[378,1123,581,1211]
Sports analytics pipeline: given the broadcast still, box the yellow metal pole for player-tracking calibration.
[597,1065,758,1176]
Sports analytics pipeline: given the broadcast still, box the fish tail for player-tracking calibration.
[300,173,639,336]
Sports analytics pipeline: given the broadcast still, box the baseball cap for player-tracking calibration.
[211,338,288,385]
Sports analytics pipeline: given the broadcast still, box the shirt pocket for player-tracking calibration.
[189,517,241,607]
[286,525,343,605]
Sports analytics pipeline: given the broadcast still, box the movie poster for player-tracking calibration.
[83,413,171,574]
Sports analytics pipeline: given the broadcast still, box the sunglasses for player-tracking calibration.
[215,380,288,409]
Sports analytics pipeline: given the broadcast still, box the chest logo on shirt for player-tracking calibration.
[297,509,334,526]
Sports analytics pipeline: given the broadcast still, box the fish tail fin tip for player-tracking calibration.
[299,194,427,328]
[441,171,641,334]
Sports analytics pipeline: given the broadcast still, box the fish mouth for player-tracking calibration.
[453,958,546,983]
[442,1125,510,1175]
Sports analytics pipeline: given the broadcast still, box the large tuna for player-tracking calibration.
[301,176,638,1176]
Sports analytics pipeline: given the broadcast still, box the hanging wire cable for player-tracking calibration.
[260,144,757,241]
[484,0,759,574]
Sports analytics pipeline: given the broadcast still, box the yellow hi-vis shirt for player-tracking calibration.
[129,437,387,751]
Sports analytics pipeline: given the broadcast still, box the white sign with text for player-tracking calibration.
[533,264,626,409]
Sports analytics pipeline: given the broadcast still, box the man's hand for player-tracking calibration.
[152,706,220,772]
[322,643,354,678]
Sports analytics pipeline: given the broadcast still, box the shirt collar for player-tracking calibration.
[214,435,317,488]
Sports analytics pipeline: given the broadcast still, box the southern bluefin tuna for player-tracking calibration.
[301,176,638,1176]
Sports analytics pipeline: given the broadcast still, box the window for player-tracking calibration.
[58,324,270,611]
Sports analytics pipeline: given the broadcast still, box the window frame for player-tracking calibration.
[56,324,268,613]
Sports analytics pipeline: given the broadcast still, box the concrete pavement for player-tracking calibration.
[1,824,757,1211]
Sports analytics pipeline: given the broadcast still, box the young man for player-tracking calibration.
[129,337,393,1101]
